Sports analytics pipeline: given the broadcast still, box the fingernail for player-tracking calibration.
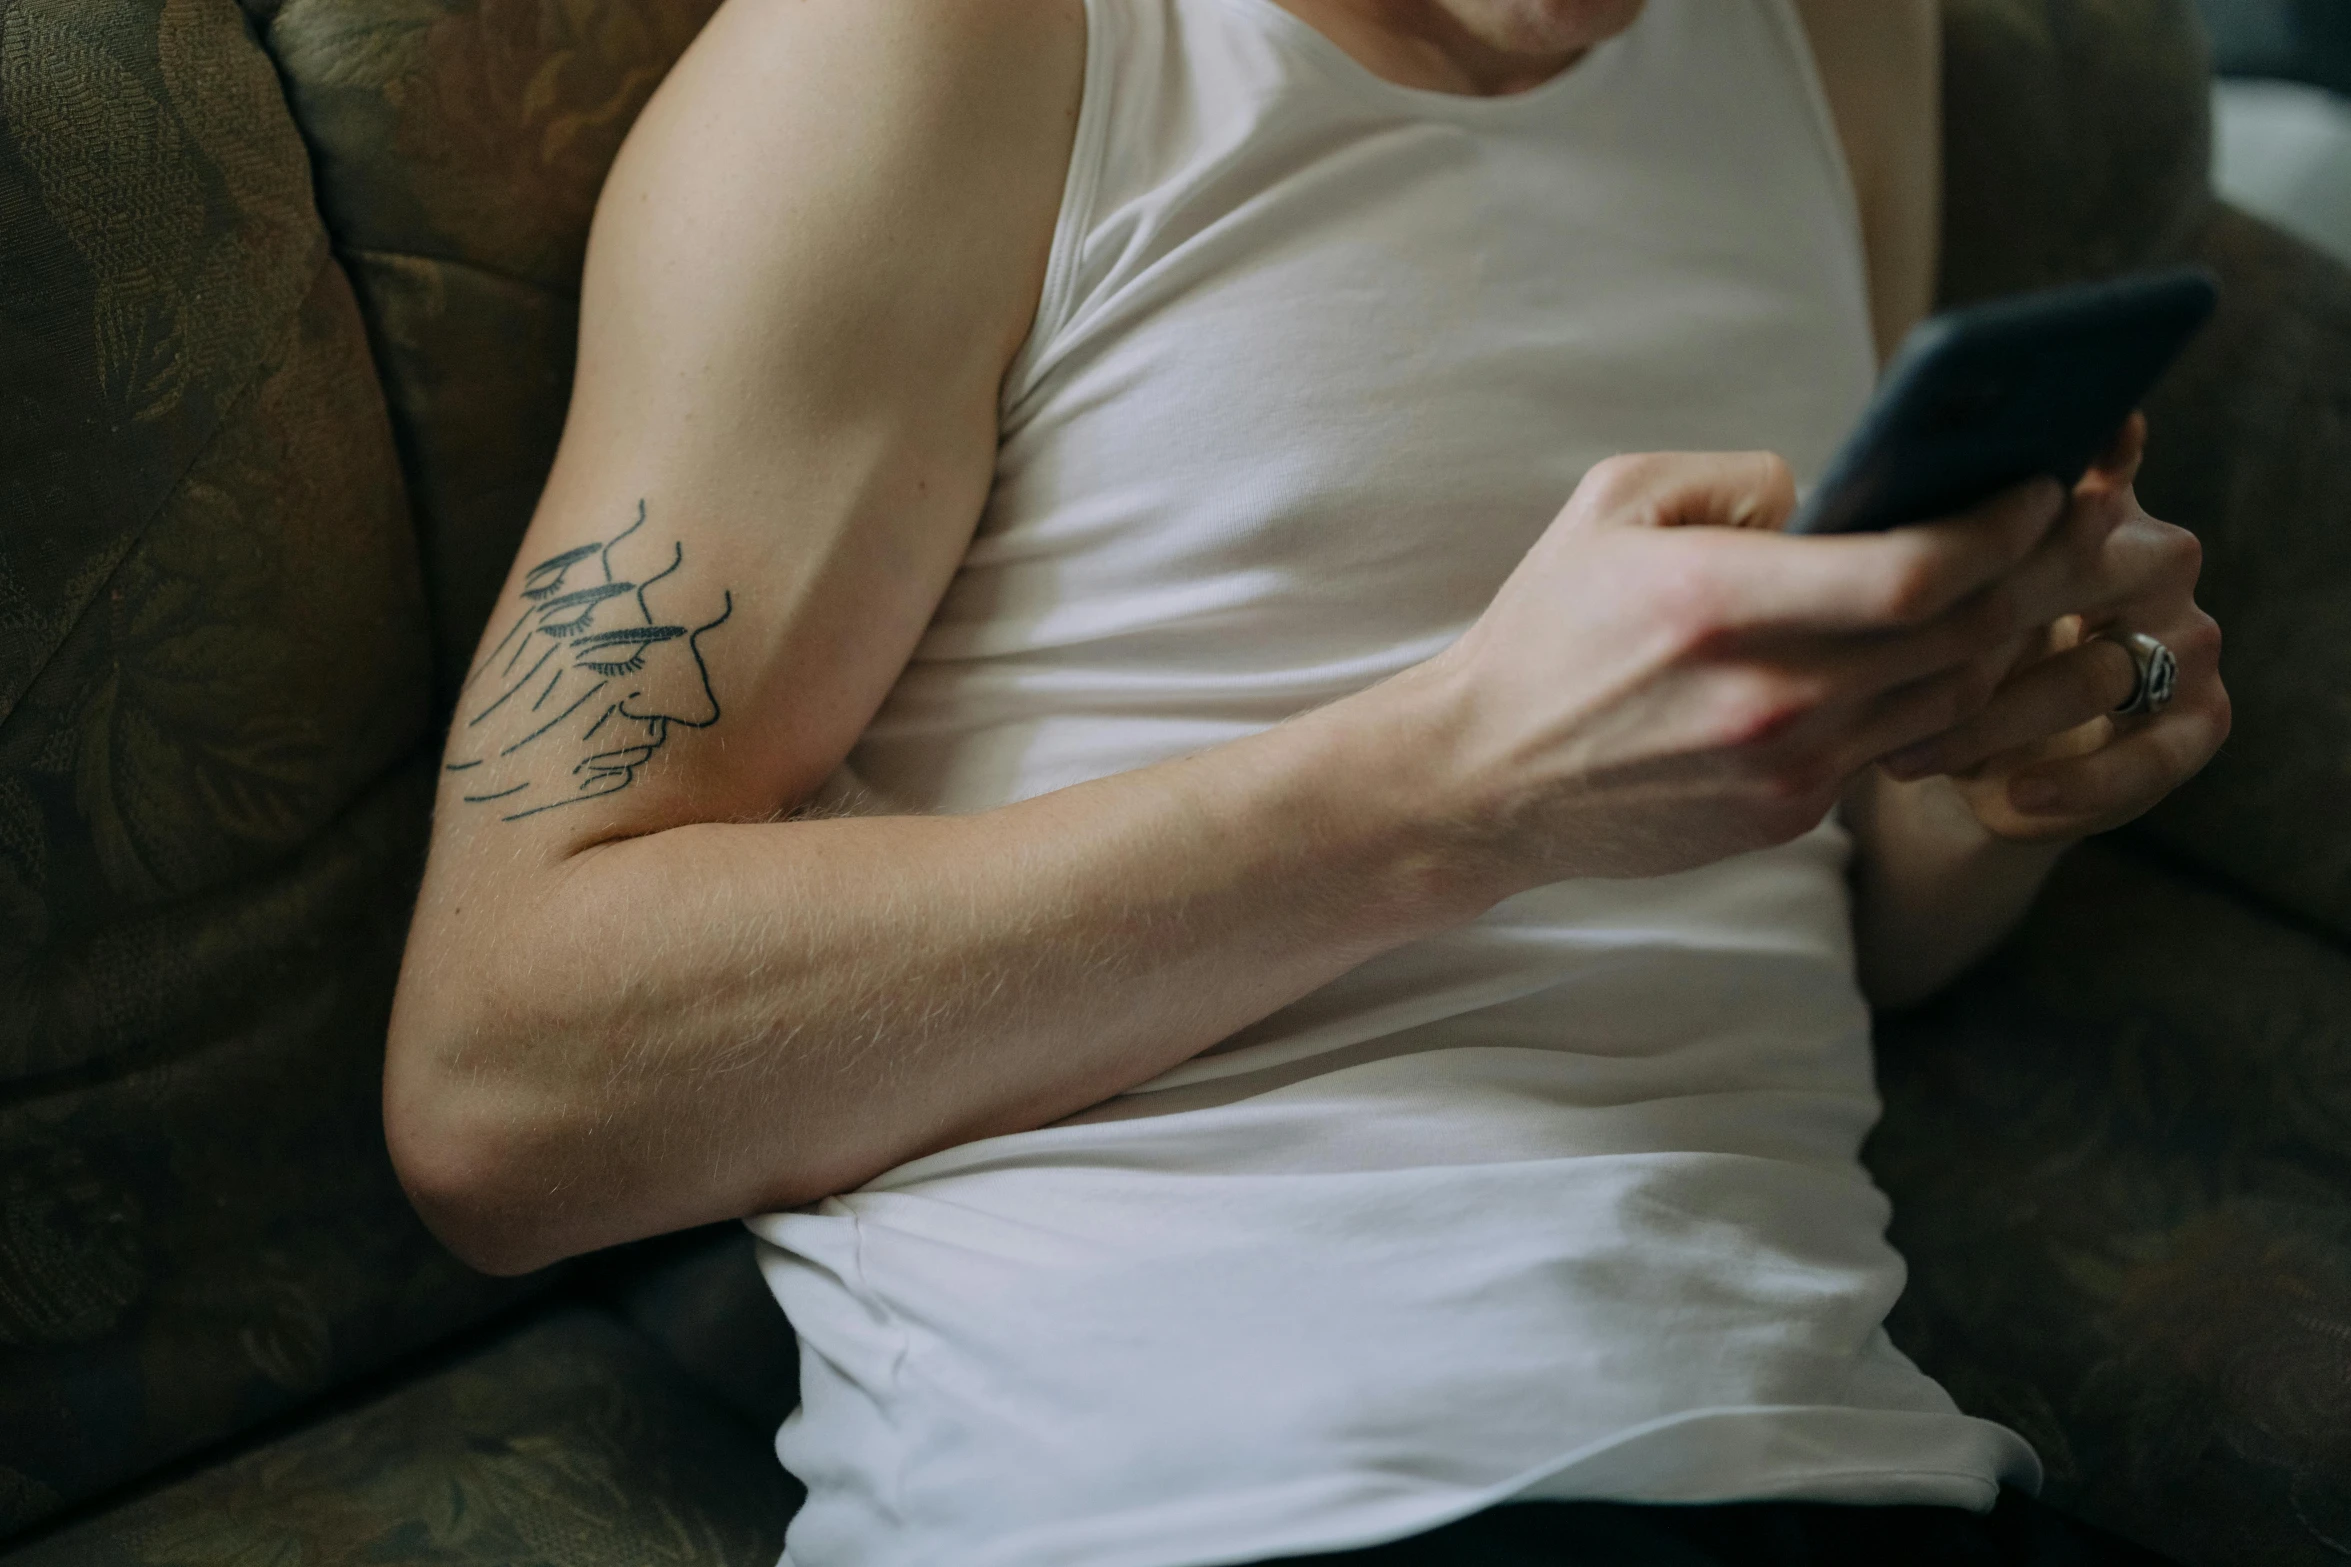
[2011,778,2062,812]
[1883,743,1937,779]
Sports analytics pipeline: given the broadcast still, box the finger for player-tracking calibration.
[1893,486,2145,679]
[1997,612,2081,685]
[1679,476,2069,636]
[1958,482,2142,640]
[1878,635,2139,779]
[2071,517,2207,637]
[1710,483,2142,731]
[1808,489,2125,705]
[1716,502,2094,713]
[2005,700,2229,819]
[1562,451,1800,534]
[1751,596,2039,718]
[1823,645,2015,775]
[2082,411,2147,494]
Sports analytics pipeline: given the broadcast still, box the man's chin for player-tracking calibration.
[1473,0,1646,56]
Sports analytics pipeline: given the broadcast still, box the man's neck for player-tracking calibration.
[1270,0,1638,97]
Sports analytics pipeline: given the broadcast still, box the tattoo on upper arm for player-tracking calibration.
[447,501,735,822]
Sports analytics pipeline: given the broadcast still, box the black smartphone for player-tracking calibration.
[1783,266,2219,536]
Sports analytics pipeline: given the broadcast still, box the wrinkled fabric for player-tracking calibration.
[1245,1488,2179,1566]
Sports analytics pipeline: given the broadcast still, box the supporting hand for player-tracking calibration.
[1873,415,2231,843]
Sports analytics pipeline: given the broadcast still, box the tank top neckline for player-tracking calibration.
[1215,0,1641,122]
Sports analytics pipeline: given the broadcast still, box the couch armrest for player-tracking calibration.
[1870,840,2351,1567]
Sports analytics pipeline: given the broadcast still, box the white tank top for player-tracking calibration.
[753,3,2041,1563]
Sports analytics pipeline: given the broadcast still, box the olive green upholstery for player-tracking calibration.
[244,0,720,702]
[3,1306,798,1567]
[1875,844,2351,1567]
[0,0,2344,1563]
[0,0,527,1529]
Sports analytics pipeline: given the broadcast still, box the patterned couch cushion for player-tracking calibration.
[2132,215,2351,946]
[0,0,324,727]
[0,0,534,1537]
[1907,19,2351,1566]
[2,1306,798,1565]
[249,0,722,705]
[1872,838,2351,1567]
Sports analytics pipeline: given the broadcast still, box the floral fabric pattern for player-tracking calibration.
[1873,842,2351,1567]
[0,0,538,1538]
[4,1308,798,1566]
[256,0,723,702]
[0,0,322,721]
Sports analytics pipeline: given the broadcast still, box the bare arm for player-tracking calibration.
[1794,0,1940,364]
[390,0,2119,1277]
[388,0,1494,1274]
[1840,765,2075,1010]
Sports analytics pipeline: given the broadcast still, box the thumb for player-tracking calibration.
[1559,450,1800,534]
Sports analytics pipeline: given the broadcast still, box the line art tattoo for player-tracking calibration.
[448,501,734,822]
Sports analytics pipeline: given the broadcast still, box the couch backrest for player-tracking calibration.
[0,0,710,1538]
[245,0,722,708]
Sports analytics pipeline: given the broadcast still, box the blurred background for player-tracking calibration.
[2198,0,2351,261]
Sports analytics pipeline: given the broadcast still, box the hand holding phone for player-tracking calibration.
[1786,267,2218,536]
[1806,269,2231,843]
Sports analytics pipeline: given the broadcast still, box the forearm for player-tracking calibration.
[1842,767,2071,1013]
[387,673,1495,1273]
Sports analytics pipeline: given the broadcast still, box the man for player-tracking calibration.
[385,1,2228,1563]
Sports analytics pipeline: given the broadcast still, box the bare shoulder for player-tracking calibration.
[427,0,1087,862]
[621,0,1087,196]
[597,0,1089,374]
[560,0,1091,502]
[1789,0,1940,360]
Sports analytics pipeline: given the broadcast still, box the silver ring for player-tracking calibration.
[2107,631,2179,718]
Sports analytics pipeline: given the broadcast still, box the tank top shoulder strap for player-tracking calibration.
[1744,0,1869,258]
[1013,0,1293,403]
[1013,0,1127,395]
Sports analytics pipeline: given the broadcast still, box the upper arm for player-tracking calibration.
[1792,0,1941,361]
[426,0,1084,872]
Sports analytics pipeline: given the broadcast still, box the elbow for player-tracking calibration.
[383,999,576,1279]
[385,1115,565,1279]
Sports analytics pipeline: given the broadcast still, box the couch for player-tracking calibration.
[0,0,2345,1561]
